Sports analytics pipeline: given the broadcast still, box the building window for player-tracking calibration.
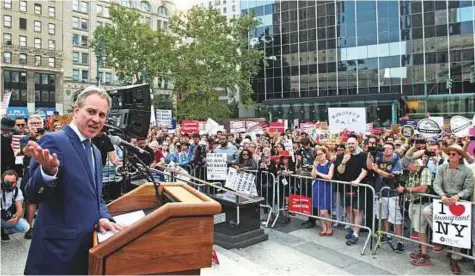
[72,34,80,46]
[157,20,162,29]
[73,17,80,28]
[3,52,12,64]
[48,40,55,50]
[19,0,27,12]
[34,21,42,32]
[35,55,42,66]
[81,35,88,47]
[103,7,110,17]
[34,3,42,15]
[34,38,41,48]
[48,23,55,34]
[81,53,89,65]
[223,7,227,13]
[121,0,131,8]
[97,5,103,16]
[158,6,169,17]
[19,35,27,47]
[80,1,88,13]
[21,90,27,101]
[3,33,12,45]
[72,52,79,63]
[35,90,40,101]
[163,21,168,31]
[41,90,49,102]
[73,0,79,11]
[232,5,235,12]
[3,15,12,27]
[81,18,88,30]
[223,0,226,4]
[72,69,80,81]
[49,91,55,102]
[105,72,112,83]
[19,18,27,29]
[81,70,89,81]
[11,72,19,82]
[140,1,151,12]
[214,0,220,5]
[4,0,11,9]
[48,6,55,17]
[19,54,27,65]
[48,57,55,68]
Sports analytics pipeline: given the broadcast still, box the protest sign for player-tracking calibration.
[450,116,472,138]
[432,199,471,249]
[181,120,199,134]
[417,118,442,138]
[328,108,366,133]
[1,91,12,117]
[400,125,415,138]
[430,116,444,129]
[224,168,258,196]
[155,109,172,128]
[206,153,228,180]
[268,121,285,134]
[230,121,246,133]
[289,194,312,215]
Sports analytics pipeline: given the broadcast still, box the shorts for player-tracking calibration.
[409,202,430,234]
[374,196,403,225]
[344,192,366,211]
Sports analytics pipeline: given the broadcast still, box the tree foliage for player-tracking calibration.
[91,5,262,121]
[91,5,173,83]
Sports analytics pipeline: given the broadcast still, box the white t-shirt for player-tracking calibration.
[0,187,24,210]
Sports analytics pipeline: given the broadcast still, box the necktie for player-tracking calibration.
[83,139,95,186]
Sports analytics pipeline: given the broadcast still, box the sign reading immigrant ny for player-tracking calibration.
[206,153,227,180]
[328,108,366,133]
[432,199,471,249]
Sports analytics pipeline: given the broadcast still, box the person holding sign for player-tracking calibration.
[421,144,473,274]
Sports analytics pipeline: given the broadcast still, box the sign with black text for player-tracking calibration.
[206,153,228,180]
[224,168,258,196]
[155,109,172,128]
[432,199,471,249]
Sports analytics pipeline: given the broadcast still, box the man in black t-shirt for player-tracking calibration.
[335,137,368,246]
[92,132,117,166]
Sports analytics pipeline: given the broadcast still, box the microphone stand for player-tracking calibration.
[127,152,163,206]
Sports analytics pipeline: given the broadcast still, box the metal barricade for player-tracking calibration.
[373,188,475,261]
[190,165,224,195]
[275,173,376,255]
[243,169,278,228]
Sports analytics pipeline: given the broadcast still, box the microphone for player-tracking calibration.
[109,135,148,155]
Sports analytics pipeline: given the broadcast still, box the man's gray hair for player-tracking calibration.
[28,114,43,121]
[75,86,111,109]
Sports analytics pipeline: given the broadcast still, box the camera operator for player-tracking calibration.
[1,117,16,175]
[295,138,316,228]
[1,170,29,241]
[406,141,446,178]
[18,114,45,240]
[369,142,404,253]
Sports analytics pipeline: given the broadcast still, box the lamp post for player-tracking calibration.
[95,36,105,87]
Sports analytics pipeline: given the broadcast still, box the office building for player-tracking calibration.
[200,0,241,18]
[243,0,475,126]
[2,0,64,118]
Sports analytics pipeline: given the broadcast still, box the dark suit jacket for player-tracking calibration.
[24,125,112,275]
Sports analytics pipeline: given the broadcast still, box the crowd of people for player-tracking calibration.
[2,108,475,274]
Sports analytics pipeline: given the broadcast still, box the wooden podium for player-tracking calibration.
[88,183,221,275]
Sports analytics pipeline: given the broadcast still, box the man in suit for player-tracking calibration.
[23,86,123,274]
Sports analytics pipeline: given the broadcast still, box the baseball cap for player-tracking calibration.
[1,116,15,131]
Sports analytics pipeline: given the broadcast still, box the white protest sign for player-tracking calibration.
[224,168,258,196]
[432,199,471,249]
[230,121,246,133]
[430,116,444,129]
[206,153,228,180]
[155,109,172,127]
[328,108,366,133]
[450,116,472,138]
[1,91,12,117]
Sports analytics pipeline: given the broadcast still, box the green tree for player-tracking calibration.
[170,7,262,120]
[90,5,173,84]
[153,94,174,110]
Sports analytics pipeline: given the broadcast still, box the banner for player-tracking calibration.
[432,199,471,249]
[224,168,257,196]
[230,121,246,133]
[268,121,285,134]
[155,109,172,127]
[0,91,12,117]
[328,108,366,133]
[206,153,227,180]
[288,194,312,215]
[181,120,199,134]
[245,121,260,132]
[7,106,28,119]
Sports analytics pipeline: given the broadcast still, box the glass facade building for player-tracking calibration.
[243,0,475,126]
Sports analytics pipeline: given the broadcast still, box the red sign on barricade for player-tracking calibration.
[181,120,199,134]
[289,194,312,215]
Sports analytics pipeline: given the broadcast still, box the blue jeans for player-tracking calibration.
[1,218,30,234]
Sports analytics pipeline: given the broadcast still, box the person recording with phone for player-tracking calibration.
[1,170,30,241]
[22,86,123,274]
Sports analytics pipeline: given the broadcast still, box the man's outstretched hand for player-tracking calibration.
[23,140,60,176]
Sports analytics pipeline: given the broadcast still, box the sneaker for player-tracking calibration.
[410,254,432,266]
[381,234,393,242]
[346,234,359,246]
[344,224,351,230]
[1,229,10,241]
[410,250,422,259]
[301,220,315,229]
[395,242,405,254]
[24,228,33,240]
[345,229,354,240]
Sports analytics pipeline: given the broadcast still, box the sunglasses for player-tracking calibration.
[16,124,25,127]
[448,152,459,157]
